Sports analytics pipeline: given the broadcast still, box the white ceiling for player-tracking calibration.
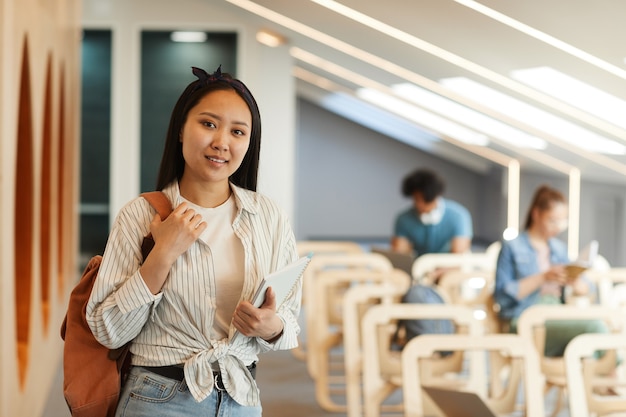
[222,0,626,184]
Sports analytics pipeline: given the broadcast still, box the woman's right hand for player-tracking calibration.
[140,202,207,294]
[150,202,207,262]
[543,265,567,285]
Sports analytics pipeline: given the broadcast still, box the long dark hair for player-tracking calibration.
[524,185,566,230]
[156,66,261,191]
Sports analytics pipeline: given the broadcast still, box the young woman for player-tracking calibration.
[494,185,604,356]
[87,66,300,416]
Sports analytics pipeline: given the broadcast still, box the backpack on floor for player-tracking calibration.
[392,283,455,352]
[59,191,172,417]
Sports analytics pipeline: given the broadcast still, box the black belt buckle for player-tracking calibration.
[214,373,225,391]
[213,362,256,391]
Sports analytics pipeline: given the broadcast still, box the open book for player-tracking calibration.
[231,253,313,343]
[565,240,598,279]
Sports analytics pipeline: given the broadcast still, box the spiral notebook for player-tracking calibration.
[231,253,313,343]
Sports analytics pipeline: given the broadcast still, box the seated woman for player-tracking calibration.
[494,185,606,357]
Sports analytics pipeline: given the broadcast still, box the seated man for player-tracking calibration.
[391,168,473,256]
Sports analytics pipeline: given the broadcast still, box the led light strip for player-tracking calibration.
[453,0,626,82]
[568,168,582,260]
[307,0,626,141]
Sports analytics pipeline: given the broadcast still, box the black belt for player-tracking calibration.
[142,362,257,388]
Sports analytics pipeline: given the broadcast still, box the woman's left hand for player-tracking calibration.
[232,287,284,342]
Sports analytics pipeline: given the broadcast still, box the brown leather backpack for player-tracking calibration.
[60,191,172,417]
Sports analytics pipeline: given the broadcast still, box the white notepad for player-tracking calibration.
[231,253,312,343]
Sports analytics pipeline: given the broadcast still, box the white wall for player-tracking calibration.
[294,99,496,244]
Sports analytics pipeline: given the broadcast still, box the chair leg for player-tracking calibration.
[548,386,565,417]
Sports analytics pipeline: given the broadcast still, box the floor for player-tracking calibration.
[43,346,571,417]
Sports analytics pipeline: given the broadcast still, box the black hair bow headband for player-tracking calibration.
[191,65,247,95]
[192,65,223,82]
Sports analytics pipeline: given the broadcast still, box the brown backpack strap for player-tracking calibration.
[140,191,173,260]
[141,191,173,220]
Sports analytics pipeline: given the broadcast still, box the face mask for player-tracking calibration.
[420,198,444,225]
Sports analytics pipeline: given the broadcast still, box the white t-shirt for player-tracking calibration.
[182,194,245,339]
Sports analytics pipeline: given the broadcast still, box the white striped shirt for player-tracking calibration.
[86,181,300,406]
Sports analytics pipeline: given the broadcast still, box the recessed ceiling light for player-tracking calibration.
[256,29,287,47]
[170,31,207,43]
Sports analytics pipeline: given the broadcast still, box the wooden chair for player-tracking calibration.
[436,269,495,312]
[303,252,393,382]
[436,269,517,401]
[342,282,409,417]
[293,241,365,360]
[401,333,545,417]
[587,267,626,308]
[565,333,626,417]
[361,303,483,417]
[485,240,502,266]
[296,240,364,257]
[517,304,624,417]
[311,268,410,412]
[411,252,495,285]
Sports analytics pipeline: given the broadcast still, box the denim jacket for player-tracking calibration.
[494,232,569,320]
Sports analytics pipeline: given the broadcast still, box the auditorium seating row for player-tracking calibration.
[294,240,626,417]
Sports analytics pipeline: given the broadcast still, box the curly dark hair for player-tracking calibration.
[401,169,445,202]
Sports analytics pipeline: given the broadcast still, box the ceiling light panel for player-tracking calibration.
[392,83,546,150]
[170,31,207,42]
[511,66,626,131]
[357,87,489,146]
[441,76,626,155]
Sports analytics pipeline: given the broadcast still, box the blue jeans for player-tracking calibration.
[115,366,262,417]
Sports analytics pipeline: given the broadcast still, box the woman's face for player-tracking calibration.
[533,202,568,238]
[179,89,252,188]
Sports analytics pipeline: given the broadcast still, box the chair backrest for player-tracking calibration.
[304,257,397,380]
[361,303,482,417]
[303,252,393,326]
[304,252,392,292]
[436,269,495,307]
[517,304,623,378]
[292,241,364,362]
[592,254,611,272]
[308,267,409,412]
[564,333,626,417]
[586,267,626,307]
[295,249,390,362]
[485,241,502,266]
[296,240,364,257]
[401,334,545,417]
[314,267,409,328]
[411,252,494,284]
